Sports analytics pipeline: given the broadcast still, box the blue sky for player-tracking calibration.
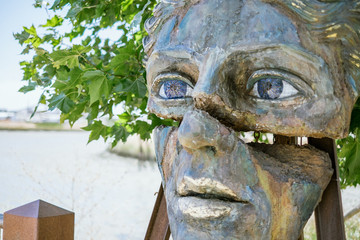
[0,1,124,111]
[0,0,49,111]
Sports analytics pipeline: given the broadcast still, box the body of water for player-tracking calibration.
[0,130,160,239]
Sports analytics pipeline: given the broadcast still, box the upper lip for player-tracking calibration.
[177,176,249,203]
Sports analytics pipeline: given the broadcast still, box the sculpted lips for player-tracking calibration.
[176,176,249,219]
[177,176,247,202]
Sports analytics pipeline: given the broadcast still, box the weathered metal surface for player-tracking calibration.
[144,0,359,239]
[145,185,170,240]
[308,138,346,240]
[154,121,332,239]
[145,0,360,140]
[298,232,304,240]
[3,199,74,240]
[274,135,304,240]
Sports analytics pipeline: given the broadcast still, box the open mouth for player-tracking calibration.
[184,192,248,203]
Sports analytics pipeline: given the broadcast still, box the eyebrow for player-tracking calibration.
[228,43,325,66]
[148,43,329,87]
[151,44,324,66]
[147,47,200,85]
[150,46,197,61]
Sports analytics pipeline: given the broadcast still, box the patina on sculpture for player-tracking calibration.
[144,0,360,239]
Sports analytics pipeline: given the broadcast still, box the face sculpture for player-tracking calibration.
[144,0,360,239]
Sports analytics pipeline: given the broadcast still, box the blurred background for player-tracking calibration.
[0,1,159,239]
[0,1,359,239]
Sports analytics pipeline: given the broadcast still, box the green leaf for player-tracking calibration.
[338,128,360,186]
[69,67,83,87]
[41,15,63,28]
[83,70,110,105]
[73,45,92,54]
[19,81,37,93]
[53,67,83,91]
[62,101,87,126]
[350,98,360,132]
[50,0,61,10]
[21,45,32,54]
[66,5,82,18]
[130,0,152,30]
[48,93,75,113]
[118,112,132,124]
[125,76,147,97]
[111,124,130,146]
[23,25,37,36]
[133,120,151,140]
[50,50,79,69]
[35,48,48,56]
[30,92,46,119]
[82,120,109,143]
[108,53,132,76]
[14,31,30,45]
[87,102,99,121]
[33,0,43,8]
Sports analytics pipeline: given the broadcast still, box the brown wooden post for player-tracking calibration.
[308,137,346,240]
[3,199,74,240]
[145,184,171,240]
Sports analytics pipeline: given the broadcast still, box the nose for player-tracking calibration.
[191,50,228,112]
[178,110,237,155]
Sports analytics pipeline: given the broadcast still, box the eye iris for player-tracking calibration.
[257,78,284,99]
[164,80,187,99]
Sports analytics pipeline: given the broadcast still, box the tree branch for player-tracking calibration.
[344,203,360,221]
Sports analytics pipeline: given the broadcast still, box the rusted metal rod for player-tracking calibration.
[308,137,346,240]
[145,184,171,240]
[344,203,360,221]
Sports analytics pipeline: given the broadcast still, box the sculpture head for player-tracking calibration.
[144,0,360,239]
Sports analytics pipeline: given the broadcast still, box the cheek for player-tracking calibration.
[154,127,179,184]
[253,163,319,237]
[250,145,333,238]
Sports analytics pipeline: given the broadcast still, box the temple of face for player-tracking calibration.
[144,0,360,239]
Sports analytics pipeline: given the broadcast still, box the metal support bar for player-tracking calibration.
[145,184,171,240]
[308,137,346,240]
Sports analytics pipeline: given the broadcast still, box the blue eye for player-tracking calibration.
[257,78,283,99]
[250,77,298,100]
[159,79,193,99]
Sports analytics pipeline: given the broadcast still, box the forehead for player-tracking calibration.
[154,0,300,54]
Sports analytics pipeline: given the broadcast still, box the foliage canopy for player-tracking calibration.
[15,0,175,148]
[15,0,360,188]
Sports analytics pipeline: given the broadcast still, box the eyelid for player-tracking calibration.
[151,72,194,96]
[246,69,311,95]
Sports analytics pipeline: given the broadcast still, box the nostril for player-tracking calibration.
[205,146,217,155]
[178,110,236,153]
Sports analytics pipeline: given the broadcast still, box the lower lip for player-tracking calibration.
[178,196,242,220]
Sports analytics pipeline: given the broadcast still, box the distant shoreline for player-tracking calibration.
[0,120,82,131]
